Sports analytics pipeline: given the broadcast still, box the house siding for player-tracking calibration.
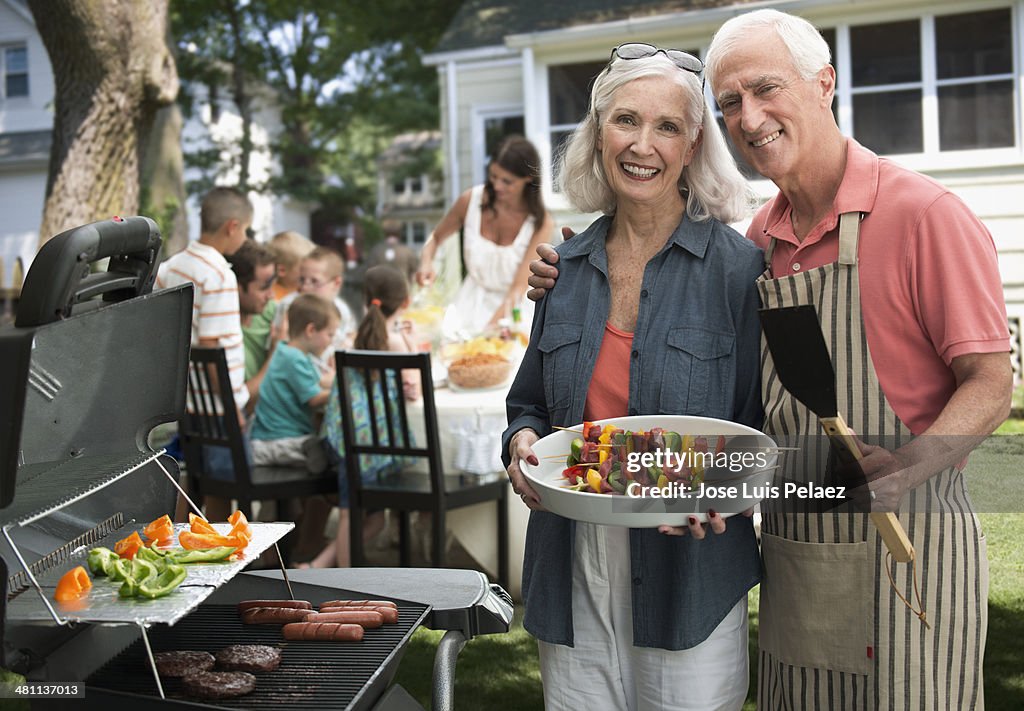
[431,0,1024,342]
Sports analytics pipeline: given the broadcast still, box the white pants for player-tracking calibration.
[537,523,748,711]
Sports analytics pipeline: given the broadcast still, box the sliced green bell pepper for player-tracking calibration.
[109,557,134,582]
[172,546,236,564]
[137,564,187,599]
[118,558,158,598]
[86,547,119,577]
[663,431,683,455]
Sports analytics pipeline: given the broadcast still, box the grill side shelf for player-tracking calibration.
[4,522,294,626]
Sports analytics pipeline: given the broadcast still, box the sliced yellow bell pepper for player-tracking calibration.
[586,468,603,493]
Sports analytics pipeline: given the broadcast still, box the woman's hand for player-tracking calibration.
[507,428,544,510]
[657,507,753,539]
[415,264,436,288]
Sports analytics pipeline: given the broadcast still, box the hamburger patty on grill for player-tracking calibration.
[215,644,282,672]
[182,670,257,699]
[153,650,215,678]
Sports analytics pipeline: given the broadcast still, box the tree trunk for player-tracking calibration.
[140,103,189,256]
[29,0,178,247]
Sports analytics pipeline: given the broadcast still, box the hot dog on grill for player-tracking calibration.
[282,622,364,642]
[305,610,383,628]
[237,599,312,613]
[241,606,314,625]
[319,599,397,610]
[320,605,398,624]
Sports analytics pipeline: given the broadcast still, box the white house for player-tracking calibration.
[0,0,52,294]
[375,130,445,247]
[424,0,1024,372]
[0,0,312,291]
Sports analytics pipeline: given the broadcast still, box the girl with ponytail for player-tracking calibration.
[311,265,421,568]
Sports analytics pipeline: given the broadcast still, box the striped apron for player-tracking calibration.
[756,212,988,710]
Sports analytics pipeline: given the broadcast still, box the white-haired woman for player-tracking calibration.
[502,45,762,710]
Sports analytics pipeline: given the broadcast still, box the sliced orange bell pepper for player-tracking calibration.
[114,531,145,559]
[188,513,218,536]
[142,515,174,545]
[179,529,249,551]
[55,565,92,601]
[228,510,253,537]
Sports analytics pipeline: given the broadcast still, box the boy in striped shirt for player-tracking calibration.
[156,186,253,520]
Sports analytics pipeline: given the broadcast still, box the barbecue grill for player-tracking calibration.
[0,217,513,710]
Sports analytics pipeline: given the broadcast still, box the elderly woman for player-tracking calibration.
[501,45,763,710]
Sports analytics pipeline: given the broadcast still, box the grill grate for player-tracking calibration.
[86,602,427,710]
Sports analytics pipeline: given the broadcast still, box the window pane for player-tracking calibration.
[411,222,427,244]
[936,8,1012,79]
[851,21,919,86]
[6,74,28,97]
[939,80,1014,151]
[483,115,524,172]
[853,90,922,154]
[5,46,26,73]
[549,62,604,125]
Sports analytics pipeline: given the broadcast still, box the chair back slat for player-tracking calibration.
[180,347,253,487]
[334,350,444,495]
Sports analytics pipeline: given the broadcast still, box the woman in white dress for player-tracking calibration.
[416,136,554,336]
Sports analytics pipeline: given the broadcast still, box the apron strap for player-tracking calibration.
[838,212,862,266]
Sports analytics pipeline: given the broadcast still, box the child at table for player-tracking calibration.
[249,294,339,470]
[275,247,358,368]
[307,265,421,567]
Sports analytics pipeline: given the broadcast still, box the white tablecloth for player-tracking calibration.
[407,379,529,599]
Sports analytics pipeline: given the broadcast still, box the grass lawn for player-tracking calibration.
[393,422,1024,709]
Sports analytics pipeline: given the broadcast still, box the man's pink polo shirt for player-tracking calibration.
[749,139,1009,435]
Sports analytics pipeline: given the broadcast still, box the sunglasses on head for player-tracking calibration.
[608,43,705,88]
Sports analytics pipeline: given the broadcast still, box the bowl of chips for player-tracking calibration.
[442,336,515,390]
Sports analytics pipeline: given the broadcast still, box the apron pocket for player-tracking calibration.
[759,532,873,675]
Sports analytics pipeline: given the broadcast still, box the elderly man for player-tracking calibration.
[528,9,1011,709]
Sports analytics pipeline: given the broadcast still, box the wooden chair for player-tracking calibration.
[336,350,509,589]
[179,347,337,565]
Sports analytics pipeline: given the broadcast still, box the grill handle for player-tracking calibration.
[16,216,162,327]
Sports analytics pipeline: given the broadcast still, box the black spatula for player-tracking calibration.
[759,305,914,562]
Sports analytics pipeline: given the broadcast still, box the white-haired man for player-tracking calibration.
[529,9,1011,709]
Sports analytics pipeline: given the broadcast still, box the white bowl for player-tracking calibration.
[520,415,778,527]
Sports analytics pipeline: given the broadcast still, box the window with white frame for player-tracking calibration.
[547,60,604,187]
[2,44,28,99]
[933,7,1013,151]
[848,7,1013,155]
[405,221,428,245]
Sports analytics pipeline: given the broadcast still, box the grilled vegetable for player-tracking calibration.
[173,546,237,564]
[118,558,158,598]
[142,514,174,546]
[137,564,187,599]
[86,547,119,576]
[54,566,91,602]
[113,531,145,560]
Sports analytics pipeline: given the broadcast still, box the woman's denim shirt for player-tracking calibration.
[502,213,765,650]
